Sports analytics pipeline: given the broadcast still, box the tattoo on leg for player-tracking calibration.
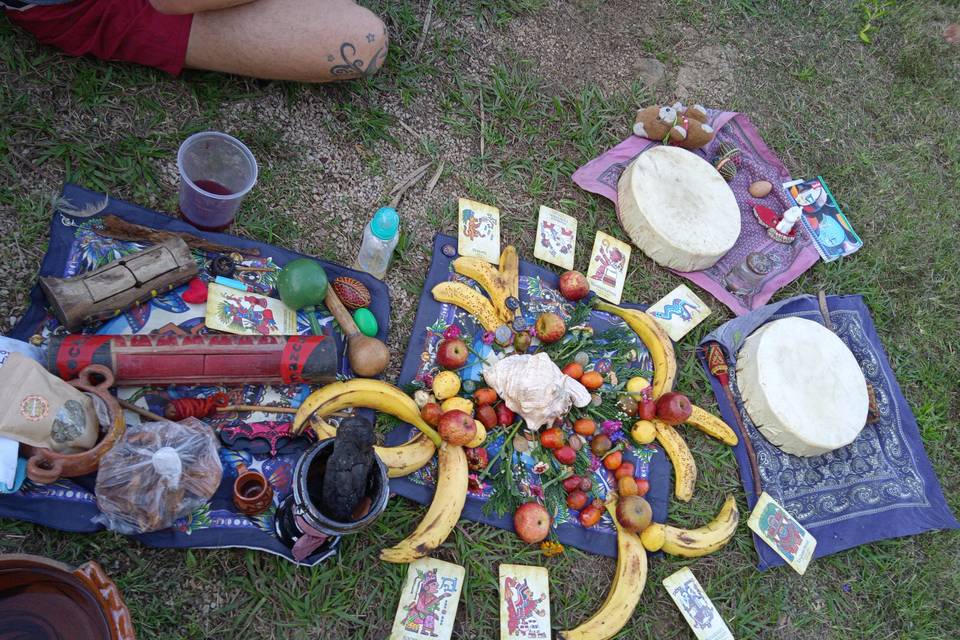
[330,41,387,78]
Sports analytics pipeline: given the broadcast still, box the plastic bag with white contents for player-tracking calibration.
[94,417,222,534]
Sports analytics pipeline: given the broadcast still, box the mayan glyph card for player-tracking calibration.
[586,231,631,304]
[499,564,550,639]
[390,557,465,640]
[205,282,297,336]
[646,284,712,341]
[534,205,577,270]
[748,492,817,575]
[458,198,501,264]
[663,567,734,640]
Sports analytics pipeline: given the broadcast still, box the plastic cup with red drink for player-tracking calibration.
[177,131,258,231]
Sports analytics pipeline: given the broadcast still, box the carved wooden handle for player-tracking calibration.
[324,288,360,338]
[73,561,137,640]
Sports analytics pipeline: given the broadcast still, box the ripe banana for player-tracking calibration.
[654,419,696,502]
[498,245,519,307]
[686,405,739,446]
[431,281,502,332]
[560,494,648,640]
[640,495,739,557]
[453,256,513,324]
[291,379,442,447]
[379,443,468,563]
[594,301,676,400]
[310,416,436,478]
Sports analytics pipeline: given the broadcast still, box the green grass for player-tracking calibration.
[2,0,960,638]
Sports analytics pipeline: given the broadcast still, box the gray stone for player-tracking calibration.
[633,58,666,89]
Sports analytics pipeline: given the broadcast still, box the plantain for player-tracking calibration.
[594,301,677,400]
[431,281,503,331]
[291,379,441,446]
[311,416,436,478]
[640,495,739,557]
[453,256,513,324]
[654,419,697,502]
[559,493,648,640]
[379,443,468,563]
[685,405,739,446]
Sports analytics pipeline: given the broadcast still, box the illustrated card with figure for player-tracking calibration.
[586,231,631,304]
[499,564,551,640]
[646,284,712,341]
[204,282,297,336]
[533,205,577,270]
[390,557,465,640]
[458,198,501,264]
[748,492,817,575]
[662,567,734,640]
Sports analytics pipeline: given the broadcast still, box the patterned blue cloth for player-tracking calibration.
[386,234,672,558]
[3,184,393,566]
[699,294,959,570]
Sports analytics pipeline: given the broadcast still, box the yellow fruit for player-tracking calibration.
[441,397,474,415]
[685,405,739,446]
[594,301,677,400]
[467,421,487,448]
[640,522,665,552]
[631,419,657,445]
[431,281,502,331]
[433,371,461,400]
[626,377,651,396]
[660,495,739,558]
[654,419,697,502]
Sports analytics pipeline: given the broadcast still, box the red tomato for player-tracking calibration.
[614,462,635,480]
[562,362,584,380]
[603,451,623,471]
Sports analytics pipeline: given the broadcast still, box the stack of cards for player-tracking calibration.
[390,558,466,640]
[458,198,501,264]
[747,492,817,575]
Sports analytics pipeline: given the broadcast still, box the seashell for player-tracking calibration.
[331,276,371,311]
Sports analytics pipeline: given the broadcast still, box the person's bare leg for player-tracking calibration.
[184,0,387,82]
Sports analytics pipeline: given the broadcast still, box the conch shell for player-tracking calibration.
[482,352,591,431]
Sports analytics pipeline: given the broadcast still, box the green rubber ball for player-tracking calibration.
[353,307,378,337]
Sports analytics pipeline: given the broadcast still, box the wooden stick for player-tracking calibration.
[216,404,298,414]
[117,398,166,423]
[101,215,260,256]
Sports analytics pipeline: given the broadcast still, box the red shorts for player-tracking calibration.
[6,0,193,75]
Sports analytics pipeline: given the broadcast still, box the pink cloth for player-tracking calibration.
[572,111,820,315]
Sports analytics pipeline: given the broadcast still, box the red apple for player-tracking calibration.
[438,409,477,446]
[637,399,657,421]
[495,402,516,426]
[559,270,590,301]
[554,445,576,465]
[534,312,566,344]
[476,404,498,429]
[514,502,551,544]
[420,402,442,427]
[436,337,468,369]
[655,391,693,425]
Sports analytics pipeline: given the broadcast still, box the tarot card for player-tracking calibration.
[646,284,712,341]
[533,205,577,270]
[499,564,550,640]
[748,492,817,575]
[390,557,466,640]
[204,282,297,336]
[662,567,734,640]
[586,231,631,304]
[458,198,501,264]
[784,177,862,262]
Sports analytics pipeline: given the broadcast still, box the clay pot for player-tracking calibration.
[23,365,126,484]
[233,470,274,516]
[0,553,135,640]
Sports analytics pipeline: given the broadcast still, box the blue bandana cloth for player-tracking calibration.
[698,294,958,569]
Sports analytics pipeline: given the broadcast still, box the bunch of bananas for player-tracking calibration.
[431,246,519,331]
[291,378,469,563]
